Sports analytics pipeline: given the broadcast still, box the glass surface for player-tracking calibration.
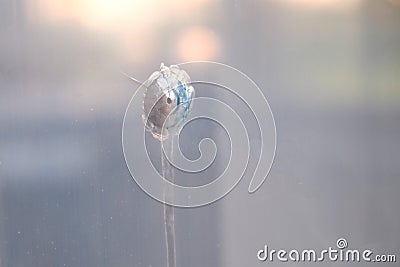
[0,0,399,266]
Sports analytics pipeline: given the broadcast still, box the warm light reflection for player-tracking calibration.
[33,0,155,29]
[177,26,221,62]
[32,0,215,29]
[28,0,216,63]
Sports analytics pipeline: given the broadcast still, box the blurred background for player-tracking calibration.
[0,0,400,266]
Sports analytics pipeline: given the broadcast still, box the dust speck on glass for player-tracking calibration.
[142,63,195,141]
